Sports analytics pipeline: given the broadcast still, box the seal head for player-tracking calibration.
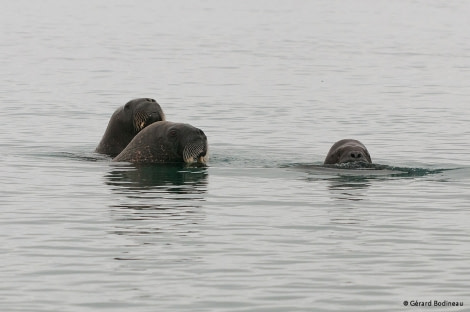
[324,139,372,165]
[113,121,208,164]
[95,98,165,157]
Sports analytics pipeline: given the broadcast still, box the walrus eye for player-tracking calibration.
[169,129,178,137]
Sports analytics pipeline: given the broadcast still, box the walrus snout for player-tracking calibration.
[182,128,209,164]
[349,151,364,160]
[198,146,207,157]
[195,128,208,157]
[133,103,165,132]
[341,150,368,163]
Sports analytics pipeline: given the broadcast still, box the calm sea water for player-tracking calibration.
[2,1,470,311]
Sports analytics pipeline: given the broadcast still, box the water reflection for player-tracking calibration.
[104,164,208,238]
[105,163,208,194]
[296,164,386,201]
[327,175,371,202]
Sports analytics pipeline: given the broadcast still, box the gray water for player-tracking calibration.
[2,1,470,311]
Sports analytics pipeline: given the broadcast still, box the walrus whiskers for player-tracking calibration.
[133,111,150,133]
[183,142,207,164]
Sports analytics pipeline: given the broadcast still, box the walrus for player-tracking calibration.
[113,121,208,164]
[324,139,372,165]
[95,98,165,157]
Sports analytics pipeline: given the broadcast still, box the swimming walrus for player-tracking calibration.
[113,121,208,164]
[95,98,165,157]
[324,139,372,164]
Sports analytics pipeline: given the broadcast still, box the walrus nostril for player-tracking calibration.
[350,152,362,159]
[198,129,205,136]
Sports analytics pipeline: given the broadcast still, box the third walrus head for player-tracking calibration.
[324,139,372,165]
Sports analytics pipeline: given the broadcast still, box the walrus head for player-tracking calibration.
[95,98,165,157]
[113,121,208,165]
[324,139,372,165]
[127,98,166,134]
[174,124,208,164]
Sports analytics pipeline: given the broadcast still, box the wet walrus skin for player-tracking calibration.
[324,139,372,164]
[113,121,208,165]
[95,98,165,157]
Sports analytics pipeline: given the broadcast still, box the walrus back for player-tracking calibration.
[113,124,173,163]
[113,145,160,163]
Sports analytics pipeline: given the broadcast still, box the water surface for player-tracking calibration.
[1,1,470,311]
